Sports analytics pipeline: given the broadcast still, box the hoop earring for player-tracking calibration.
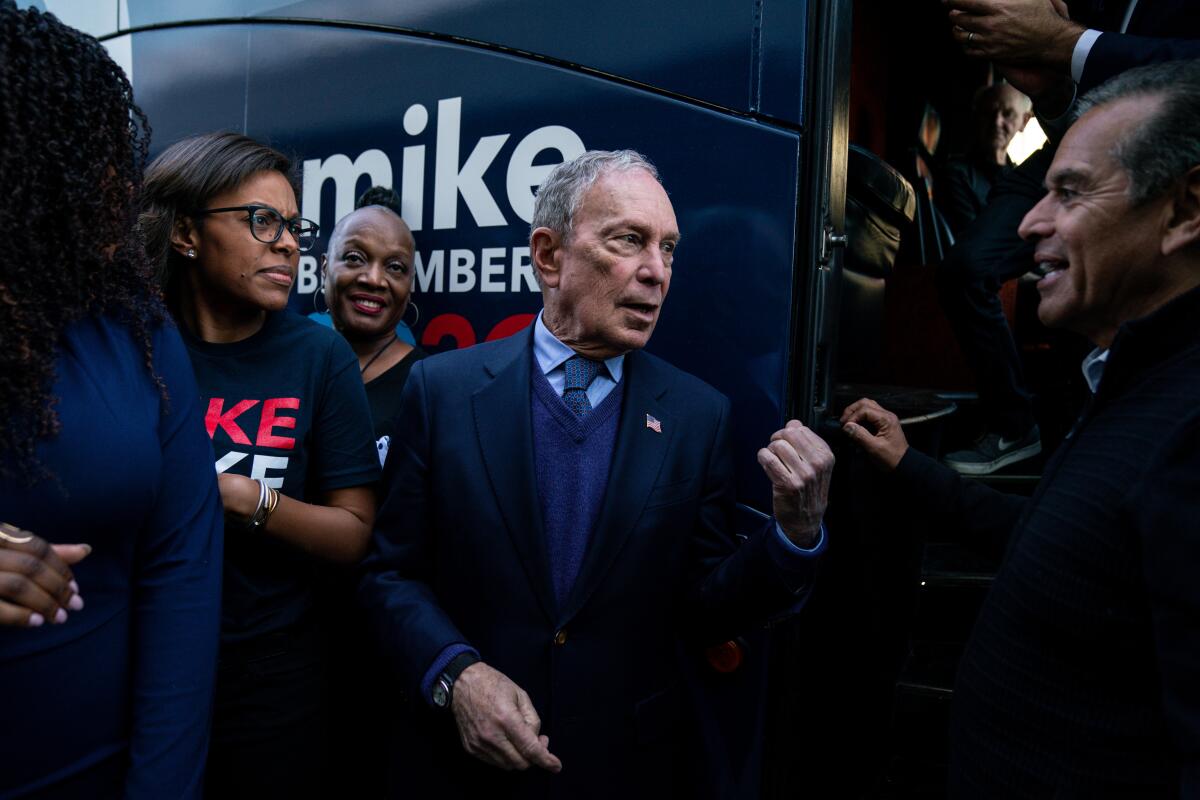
[403,299,420,328]
[312,284,329,315]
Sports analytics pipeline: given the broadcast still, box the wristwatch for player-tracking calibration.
[432,651,480,711]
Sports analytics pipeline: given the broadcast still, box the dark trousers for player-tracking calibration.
[936,145,1055,439]
[15,752,125,800]
[321,579,396,798]
[206,626,326,800]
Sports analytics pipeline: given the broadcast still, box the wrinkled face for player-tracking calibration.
[978,85,1030,153]
[323,206,415,341]
[1018,96,1172,346]
[541,169,679,358]
[187,170,300,312]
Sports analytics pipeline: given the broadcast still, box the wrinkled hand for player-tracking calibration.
[946,0,1082,70]
[0,523,89,627]
[757,420,834,548]
[840,398,910,471]
[451,662,563,773]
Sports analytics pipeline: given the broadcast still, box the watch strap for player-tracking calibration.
[442,651,480,685]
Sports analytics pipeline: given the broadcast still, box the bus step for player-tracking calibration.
[919,542,996,587]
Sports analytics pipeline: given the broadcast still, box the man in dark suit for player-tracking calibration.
[947,0,1200,101]
[360,150,832,798]
[844,60,1200,797]
[933,0,1200,476]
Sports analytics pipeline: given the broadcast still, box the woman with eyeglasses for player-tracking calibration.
[140,132,380,798]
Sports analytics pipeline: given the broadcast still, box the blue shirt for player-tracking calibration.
[533,311,624,406]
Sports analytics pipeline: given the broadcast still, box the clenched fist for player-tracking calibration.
[757,420,834,548]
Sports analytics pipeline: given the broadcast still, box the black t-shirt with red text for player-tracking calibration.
[182,311,379,644]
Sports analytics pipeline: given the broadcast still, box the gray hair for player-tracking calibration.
[531,149,660,240]
[972,82,1032,115]
[1074,59,1200,206]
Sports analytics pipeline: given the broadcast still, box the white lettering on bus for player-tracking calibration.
[300,97,586,242]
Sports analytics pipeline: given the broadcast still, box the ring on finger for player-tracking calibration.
[0,523,33,545]
[967,31,976,43]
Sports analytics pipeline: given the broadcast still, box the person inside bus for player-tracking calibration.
[933,0,1200,476]
[139,131,380,799]
[843,59,1200,798]
[936,82,1032,235]
[317,199,427,796]
[0,4,224,797]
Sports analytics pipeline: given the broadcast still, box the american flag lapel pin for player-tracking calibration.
[645,413,662,434]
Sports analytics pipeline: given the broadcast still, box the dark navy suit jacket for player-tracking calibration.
[359,327,816,799]
[1071,0,1200,92]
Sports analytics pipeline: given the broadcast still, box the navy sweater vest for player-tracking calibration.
[530,364,622,606]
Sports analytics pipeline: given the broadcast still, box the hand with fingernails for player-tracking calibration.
[451,662,563,774]
[840,398,911,472]
[945,0,1079,70]
[757,420,835,549]
[0,522,89,627]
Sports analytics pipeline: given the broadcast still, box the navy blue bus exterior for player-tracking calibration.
[37,1,853,794]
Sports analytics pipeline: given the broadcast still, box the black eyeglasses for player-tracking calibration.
[194,204,320,252]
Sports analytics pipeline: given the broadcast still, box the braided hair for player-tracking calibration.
[0,2,164,482]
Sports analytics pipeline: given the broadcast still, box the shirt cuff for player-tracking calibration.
[768,520,827,562]
[1071,29,1103,83]
[420,642,480,707]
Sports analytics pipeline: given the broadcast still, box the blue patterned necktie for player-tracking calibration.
[562,355,602,417]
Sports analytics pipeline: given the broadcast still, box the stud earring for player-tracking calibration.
[186,248,196,258]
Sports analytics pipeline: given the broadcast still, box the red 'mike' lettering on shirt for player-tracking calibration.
[205,397,302,449]
[205,398,258,444]
[257,397,300,450]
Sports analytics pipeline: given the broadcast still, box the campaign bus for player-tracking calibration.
[32,1,1056,796]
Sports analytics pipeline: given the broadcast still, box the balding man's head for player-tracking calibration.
[973,82,1033,164]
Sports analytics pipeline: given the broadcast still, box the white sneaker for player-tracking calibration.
[943,426,1042,475]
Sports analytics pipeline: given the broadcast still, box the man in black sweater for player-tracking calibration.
[936,0,1200,476]
[937,83,1032,237]
[843,60,1200,797]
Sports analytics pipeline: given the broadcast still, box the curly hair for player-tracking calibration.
[0,2,164,482]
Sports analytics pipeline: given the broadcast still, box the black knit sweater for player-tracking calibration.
[896,284,1200,797]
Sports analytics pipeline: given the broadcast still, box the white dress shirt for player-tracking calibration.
[1081,347,1111,394]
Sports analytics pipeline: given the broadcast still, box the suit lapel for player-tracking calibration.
[471,328,556,622]
[559,350,673,624]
